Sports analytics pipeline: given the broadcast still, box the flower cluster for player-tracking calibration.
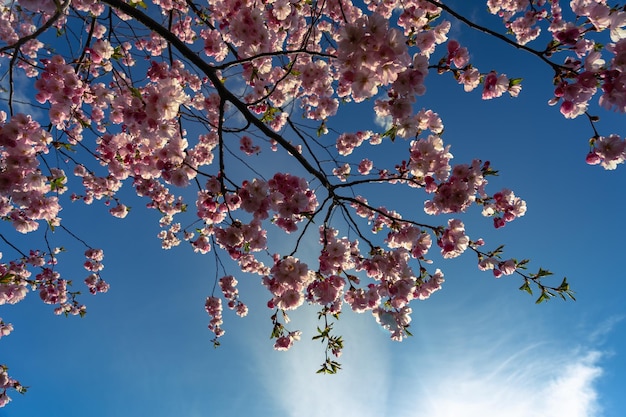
[408,134,452,181]
[489,0,625,157]
[219,275,248,317]
[83,249,109,295]
[274,330,302,351]
[479,257,517,278]
[305,275,346,312]
[0,113,61,233]
[0,365,24,407]
[205,296,224,342]
[263,256,313,311]
[586,134,626,169]
[424,160,487,215]
[437,219,469,259]
[337,13,411,101]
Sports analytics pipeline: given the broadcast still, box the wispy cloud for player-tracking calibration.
[252,309,392,417]
[588,315,624,344]
[252,298,609,417]
[397,346,604,417]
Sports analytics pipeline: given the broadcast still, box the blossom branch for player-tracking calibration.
[425,0,570,76]
[100,0,334,191]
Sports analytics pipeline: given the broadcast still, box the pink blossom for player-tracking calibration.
[358,159,374,175]
[239,136,261,155]
[446,39,470,68]
[109,204,129,218]
[415,269,445,300]
[306,275,346,306]
[273,331,301,351]
[372,306,412,341]
[589,134,626,169]
[437,219,469,259]
[499,259,517,275]
[459,67,481,92]
[482,71,509,100]
[478,257,498,271]
[344,284,380,312]
[482,189,527,226]
[0,321,13,339]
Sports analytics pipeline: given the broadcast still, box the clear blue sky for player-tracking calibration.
[1,2,625,417]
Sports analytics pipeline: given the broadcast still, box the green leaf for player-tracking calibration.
[111,46,125,61]
[382,125,397,142]
[316,121,326,137]
[131,0,148,8]
[532,268,553,279]
[535,293,549,304]
[0,273,15,284]
[519,281,533,295]
[129,87,142,99]
[50,176,66,191]
[261,106,280,123]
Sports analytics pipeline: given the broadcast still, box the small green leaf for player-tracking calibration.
[316,121,327,137]
[261,106,280,123]
[519,281,533,295]
[129,87,142,99]
[535,293,548,304]
[382,125,397,142]
[50,176,66,191]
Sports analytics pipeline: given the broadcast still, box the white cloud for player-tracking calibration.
[588,315,624,344]
[251,309,392,417]
[251,299,608,417]
[374,113,392,130]
[399,347,604,417]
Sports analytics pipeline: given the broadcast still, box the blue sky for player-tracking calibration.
[1,2,625,416]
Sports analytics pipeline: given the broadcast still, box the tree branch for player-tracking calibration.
[425,0,569,75]
[100,0,334,191]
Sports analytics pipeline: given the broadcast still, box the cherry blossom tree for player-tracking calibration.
[0,0,624,406]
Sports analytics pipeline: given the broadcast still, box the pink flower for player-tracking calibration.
[306,275,345,306]
[458,67,481,92]
[273,330,301,351]
[358,159,374,175]
[482,71,509,100]
[239,136,261,155]
[0,392,10,407]
[109,204,129,218]
[499,259,517,275]
[0,321,13,339]
[590,134,626,169]
[437,219,469,259]
[344,285,380,312]
[478,257,498,271]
